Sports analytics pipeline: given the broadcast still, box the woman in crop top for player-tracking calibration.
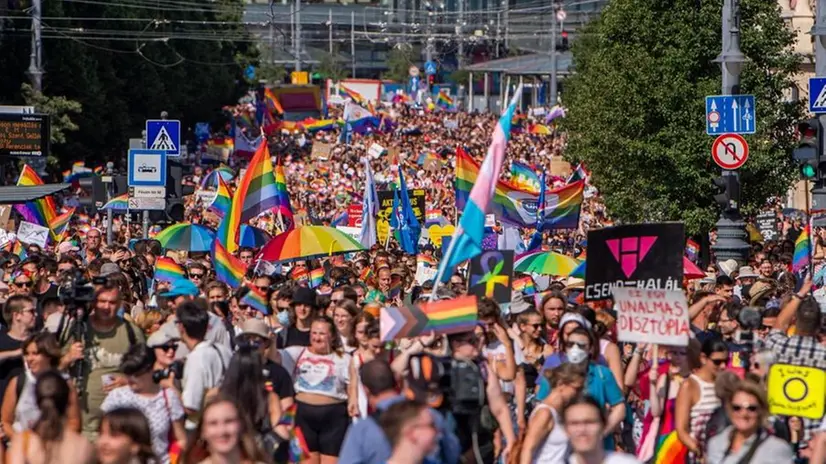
[280,316,353,464]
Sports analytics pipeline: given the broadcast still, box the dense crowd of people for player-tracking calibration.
[0,100,822,464]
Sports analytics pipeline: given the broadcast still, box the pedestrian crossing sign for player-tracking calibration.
[145,119,181,156]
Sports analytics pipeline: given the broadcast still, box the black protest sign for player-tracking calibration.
[469,250,514,307]
[376,189,426,243]
[585,223,684,301]
[755,211,779,242]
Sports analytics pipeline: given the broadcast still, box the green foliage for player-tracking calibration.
[449,70,471,85]
[0,0,255,170]
[316,48,350,83]
[384,45,420,83]
[561,0,802,235]
[20,83,82,168]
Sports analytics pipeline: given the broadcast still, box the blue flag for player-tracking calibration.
[392,166,421,254]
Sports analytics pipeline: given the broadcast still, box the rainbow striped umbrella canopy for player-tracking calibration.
[257,226,365,262]
[514,250,579,276]
[102,194,129,211]
[239,224,272,248]
[154,223,216,252]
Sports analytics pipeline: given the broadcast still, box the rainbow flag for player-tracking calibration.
[340,85,365,105]
[211,240,246,288]
[793,225,811,273]
[436,91,454,110]
[528,124,552,135]
[420,295,477,335]
[208,175,232,218]
[359,267,374,282]
[274,158,295,229]
[292,267,309,283]
[302,118,338,132]
[264,87,284,114]
[417,254,438,268]
[155,257,186,283]
[102,193,130,211]
[49,208,75,242]
[512,276,536,295]
[456,147,583,229]
[309,268,325,288]
[685,239,699,262]
[511,161,541,194]
[241,287,270,315]
[14,166,59,239]
[278,405,310,463]
[652,431,688,464]
[437,89,521,282]
[12,241,27,261]
[217,142,279,253]
[207,137,234,150]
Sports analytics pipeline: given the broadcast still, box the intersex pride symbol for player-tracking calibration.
[471,251,510,298]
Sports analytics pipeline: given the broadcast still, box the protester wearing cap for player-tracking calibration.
[276,286,317,349]
[160,279,231,356]
[236,318,295,411]
[339,358,460,464]
[147,328,182,391]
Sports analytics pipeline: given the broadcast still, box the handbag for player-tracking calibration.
[162,388,182,464]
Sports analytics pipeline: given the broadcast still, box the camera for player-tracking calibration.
[735,306,763,344]
[58,270,96,305]
[152,360,184,383]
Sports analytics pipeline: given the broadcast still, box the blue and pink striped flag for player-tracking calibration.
[435,85,523,283]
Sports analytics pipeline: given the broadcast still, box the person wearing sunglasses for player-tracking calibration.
[706,381,794,464]
[147,328,182,392]
[514,309,553,403]
[186,263,207,288]
[9,271,33,298]
[675,337,729,462]
[100,343,187,464]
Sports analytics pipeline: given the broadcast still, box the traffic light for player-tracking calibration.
[794,119,823,180]
[713,171,740,214]
[560,31,569,51]
[76,176,106,215]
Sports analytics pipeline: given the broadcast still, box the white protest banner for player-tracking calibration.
[368,143,386,159]
[335,226,361,243]
[415,262,438,284]
[17,221,49,248]
[613,287,690,346]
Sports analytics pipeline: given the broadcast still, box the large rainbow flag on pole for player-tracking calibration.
[456,148,584,229]
[274,157,295,230]
[434,86,523,284]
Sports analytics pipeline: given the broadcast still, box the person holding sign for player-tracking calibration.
[705,381,795,463]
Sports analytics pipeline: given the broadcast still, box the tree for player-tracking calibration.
[383,45,420,83]
[561,0,802,235]
[20,83,82,168]
[317,48,350,83]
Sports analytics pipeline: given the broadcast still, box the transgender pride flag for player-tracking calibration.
[435,86,523,284]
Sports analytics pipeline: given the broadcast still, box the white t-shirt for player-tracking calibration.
[483,336,524,394]
[101,387,184,464]
[280,346,351,401]
[181,341,232,422]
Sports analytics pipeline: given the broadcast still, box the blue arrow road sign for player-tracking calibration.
[705,95,756,136]
[145,119,181,156]
[810,77,826,113]
[424,61,437,75]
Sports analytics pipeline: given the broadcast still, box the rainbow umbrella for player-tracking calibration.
[102,193,129,210]
[514,250,579,276]
[257,225,365,262]
[201,166,235,188]
[569,259,586,279]
[239,224,272,248]
[154,223,216,252]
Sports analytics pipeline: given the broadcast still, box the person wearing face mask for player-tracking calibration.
[552,326,626,451]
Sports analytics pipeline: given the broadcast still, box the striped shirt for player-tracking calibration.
[689,374,720,464]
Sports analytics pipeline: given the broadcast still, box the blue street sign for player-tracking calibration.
[424,61,437,75]
[705,95,756,135]
[128,149,167,187]
[145,119,181,156]
[810,77,826,113]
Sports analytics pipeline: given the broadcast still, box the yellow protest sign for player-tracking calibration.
[427,224,455,247]
[767,363,825,420]
[376,189,426,244]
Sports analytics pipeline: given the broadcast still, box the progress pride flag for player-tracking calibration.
[613,287,689,346]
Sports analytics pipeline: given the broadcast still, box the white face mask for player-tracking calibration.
[567,345,589,364]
